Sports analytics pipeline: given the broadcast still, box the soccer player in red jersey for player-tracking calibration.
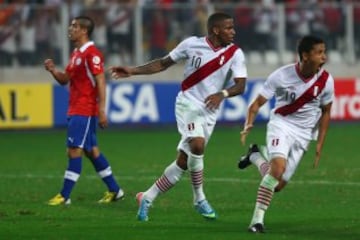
[44,16,124,205]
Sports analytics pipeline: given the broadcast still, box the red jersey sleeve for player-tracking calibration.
[86,47,104,75]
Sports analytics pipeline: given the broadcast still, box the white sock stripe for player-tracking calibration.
[257,191,273,201]
[156,176,173,192]
[191,174,203,180]
[190,170,203,176]
[98,167,112,178]
[259,185,274,195]
[162,175,173,187]
[64,170,80,182]
[191,177,203,183]
[191,174,203,186]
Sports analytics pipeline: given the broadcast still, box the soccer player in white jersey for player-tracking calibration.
[109,12,247,221]
[239,35,334,233]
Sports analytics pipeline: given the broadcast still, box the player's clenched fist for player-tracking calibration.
[44,59,55,73]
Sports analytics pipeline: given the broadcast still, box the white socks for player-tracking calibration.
[144,161,184,202]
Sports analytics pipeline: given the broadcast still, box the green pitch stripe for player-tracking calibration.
[0,173,359,186]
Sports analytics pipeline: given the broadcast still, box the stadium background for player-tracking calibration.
[0,2,359,239]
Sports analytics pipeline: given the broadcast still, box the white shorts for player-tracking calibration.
[266,120,311,182]
[175,92,217,155]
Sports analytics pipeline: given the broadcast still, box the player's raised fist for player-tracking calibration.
[44,59,55,72]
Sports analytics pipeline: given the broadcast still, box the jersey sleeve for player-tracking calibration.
[231,48,247,78]
[86,48,104,75]
[168,37,195,62]
[320,74,335,105]
[259,70,279,100]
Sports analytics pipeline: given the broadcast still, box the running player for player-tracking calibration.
[110,12,247,221]
[239,35,334,233]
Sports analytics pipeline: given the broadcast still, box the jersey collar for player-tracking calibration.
[78,41,94,53]
[295,62,323,83]
[205,37,223,52]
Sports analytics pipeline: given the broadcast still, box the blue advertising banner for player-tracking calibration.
[53,80,275,127]
[53,85,69,126]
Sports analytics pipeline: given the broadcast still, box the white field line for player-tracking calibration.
[0,174,359,187]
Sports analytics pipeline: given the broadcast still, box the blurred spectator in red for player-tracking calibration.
[316,0,343,50]
[149,9,168,59]
[234,0,254,51]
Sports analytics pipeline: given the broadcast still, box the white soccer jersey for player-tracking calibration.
[169,36,247,105]
[260,63,334,130]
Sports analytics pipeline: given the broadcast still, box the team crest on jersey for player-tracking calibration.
[93,56,101,64]
[75,58,82,65]
[219,55,225,65]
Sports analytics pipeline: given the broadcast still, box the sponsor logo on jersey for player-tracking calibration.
[219,56,225,65]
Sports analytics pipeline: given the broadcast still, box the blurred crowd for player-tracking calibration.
[1,0,360,67]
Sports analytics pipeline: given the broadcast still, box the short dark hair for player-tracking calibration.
[297,35,325,61]
[74,16,94,37]
[207,12,232,34]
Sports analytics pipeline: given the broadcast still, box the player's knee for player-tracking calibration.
[189,137,205,155]
[67,147,82,158]
[176,151,188,170]
[270,157,286,180]
[85,147,100,160]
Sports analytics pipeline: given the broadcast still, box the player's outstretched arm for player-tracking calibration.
[108,66,132,79]
[108,56,176,79]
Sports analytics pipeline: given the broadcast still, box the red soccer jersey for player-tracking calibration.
[65,41,104,116]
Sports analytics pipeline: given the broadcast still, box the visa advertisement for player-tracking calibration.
[53,80,274,127]
[0,78,359,129]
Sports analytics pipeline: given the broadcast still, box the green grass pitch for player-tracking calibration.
[0,123,359,240]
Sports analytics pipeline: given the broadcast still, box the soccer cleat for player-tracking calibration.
[238,144,260,169]
[194,199,217,220]
[136,192,151,221]
[47,193,71,206]
[248,223,265,233]
[98,189,125,203]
